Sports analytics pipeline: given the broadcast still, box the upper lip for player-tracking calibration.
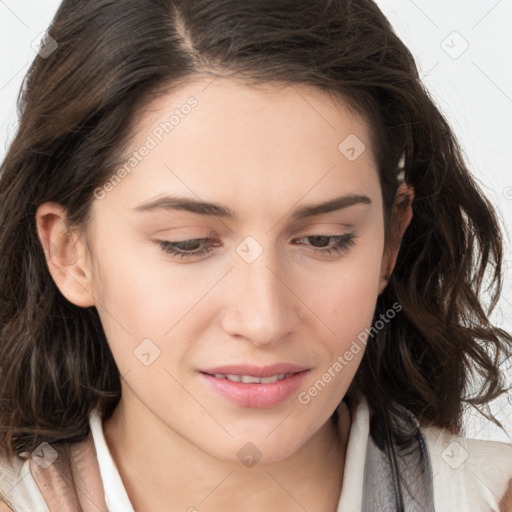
[201,363,309,377]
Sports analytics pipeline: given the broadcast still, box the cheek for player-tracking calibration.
[306,234,384,332]
[298,255,382,409]
[89,233,218,379]
[91,231,187,329]
[296,235,385,406]
[87,236,175,364]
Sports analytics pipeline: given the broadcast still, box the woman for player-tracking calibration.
[0,0,511,510]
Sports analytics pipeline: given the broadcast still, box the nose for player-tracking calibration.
[220,254,299,347]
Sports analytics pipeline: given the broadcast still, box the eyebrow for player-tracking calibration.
[131,193,371,221]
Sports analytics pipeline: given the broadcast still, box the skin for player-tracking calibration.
[36,77,413,512]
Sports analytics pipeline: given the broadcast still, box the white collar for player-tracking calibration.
[336,390,369,510]
[89,393,370,510]
[89,409,135,511]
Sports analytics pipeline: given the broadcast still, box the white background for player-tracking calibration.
[0,0,511,441]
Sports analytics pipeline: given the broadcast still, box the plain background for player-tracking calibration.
[0,0,511,442]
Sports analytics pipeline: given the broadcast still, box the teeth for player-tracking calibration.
[260,374,283,383]
[240,375,261,383]
[213,373,291,383]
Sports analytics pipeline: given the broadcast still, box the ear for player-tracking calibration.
[378,182,415,294]
[35,202,96,307]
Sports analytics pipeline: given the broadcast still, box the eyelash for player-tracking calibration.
[155,234,356,260]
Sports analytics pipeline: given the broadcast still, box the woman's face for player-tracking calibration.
[81,78,391,463]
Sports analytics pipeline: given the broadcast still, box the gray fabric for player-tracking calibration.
[362,400,436,512]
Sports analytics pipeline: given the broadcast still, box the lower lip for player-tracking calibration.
[200,371,309,408]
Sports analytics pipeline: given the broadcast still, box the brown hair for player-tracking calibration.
[0,0,510,464]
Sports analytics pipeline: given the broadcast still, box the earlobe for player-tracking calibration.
[35,202,96,308]
[378,183,415,294]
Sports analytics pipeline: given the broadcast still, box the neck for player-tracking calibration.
[103,397,351,512]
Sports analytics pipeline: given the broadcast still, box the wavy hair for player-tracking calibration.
[0,0,510,465]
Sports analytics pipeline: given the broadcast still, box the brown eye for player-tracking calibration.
[292,234,356,257]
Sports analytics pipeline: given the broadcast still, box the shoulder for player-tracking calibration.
[421,424,512,512]
[0,451,48,512]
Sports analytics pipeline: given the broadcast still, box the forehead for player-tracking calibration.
[94,77,381,224]
[128,77,375,157]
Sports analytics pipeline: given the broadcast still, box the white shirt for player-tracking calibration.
[1,391,511,511]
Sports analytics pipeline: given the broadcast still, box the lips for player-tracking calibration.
[200,363,310,408]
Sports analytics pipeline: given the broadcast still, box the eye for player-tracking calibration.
[155,238,217,260]
[154,233,356,261]
[291,234,356,257]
